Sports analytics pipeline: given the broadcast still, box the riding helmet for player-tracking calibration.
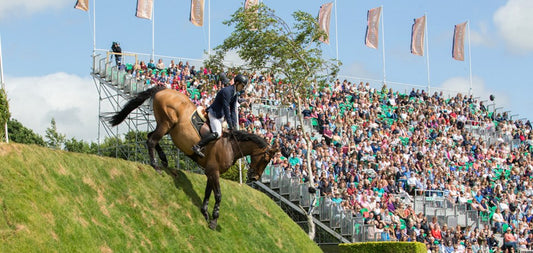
[234,74,248,85]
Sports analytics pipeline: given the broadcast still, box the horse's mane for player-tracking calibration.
[224,130,268,148]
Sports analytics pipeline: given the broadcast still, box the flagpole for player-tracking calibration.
[92,0,96,57]
[380,6,386,84]
[0,36,8,143]
[208,0,211,56]
[467,20,472,96]
[334,0,338,61]
[151,4,155,61]
[424,14,431,94]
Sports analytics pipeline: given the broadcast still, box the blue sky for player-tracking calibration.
[1,0,532,142]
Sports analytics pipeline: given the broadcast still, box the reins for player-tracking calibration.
[229,131,269,170]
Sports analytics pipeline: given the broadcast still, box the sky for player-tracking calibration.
[1,0,533,142]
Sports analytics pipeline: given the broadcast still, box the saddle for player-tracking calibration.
[190,106,211,138]
[190,106,229,138]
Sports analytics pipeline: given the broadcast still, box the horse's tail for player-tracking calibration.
[109,86,166,126]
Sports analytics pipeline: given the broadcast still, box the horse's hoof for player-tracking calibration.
[209,220,217,230]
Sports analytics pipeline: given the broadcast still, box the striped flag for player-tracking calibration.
[318,2,333,44]
[365,7,382,49]
[453,21,467,61]
[411,15,426,56]
[136,0,153,20]
[245,0,258,9]
[190,0,205,27]
[74,0,89,11]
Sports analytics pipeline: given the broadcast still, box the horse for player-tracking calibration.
[108,85,278,230]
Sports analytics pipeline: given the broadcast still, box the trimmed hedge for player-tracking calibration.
[339,242,426,253]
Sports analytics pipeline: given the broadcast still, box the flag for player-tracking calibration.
[136,0,153,20]
[365,7,382,49]
[74,0,88,11]
[245,0,258,9]
[244,0,259,31]
[453,21,467,61]
[411,15,426,56]
[190,0,205,27]
[318,2,333,44]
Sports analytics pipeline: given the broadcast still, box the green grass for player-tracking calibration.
[0,143,321,253]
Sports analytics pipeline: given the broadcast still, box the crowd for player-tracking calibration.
[118,56,533,253]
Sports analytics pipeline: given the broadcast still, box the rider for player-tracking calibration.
[192,74,248,158]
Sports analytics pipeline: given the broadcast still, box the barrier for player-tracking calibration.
[319,197,332,222]
[289,180,300,202]
[279,170,292,196]
[330,203,343,229]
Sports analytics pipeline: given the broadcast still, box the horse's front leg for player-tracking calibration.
[201,179,213,223]
[209,176,222,230]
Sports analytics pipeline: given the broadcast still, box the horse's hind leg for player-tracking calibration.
[147,128,166,172]
[155,143,168,168]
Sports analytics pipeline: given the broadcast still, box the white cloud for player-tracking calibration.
[469,21,496,48]
[5,73,99,142]
[0,0,70,19]
[494,0,533,53]
[438,76,510,109]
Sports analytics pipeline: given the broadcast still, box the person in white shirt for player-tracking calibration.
[492,208,505,233]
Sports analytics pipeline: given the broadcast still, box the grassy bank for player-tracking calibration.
[0,143,321,253]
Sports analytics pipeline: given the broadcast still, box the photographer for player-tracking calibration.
[111,42,122,66]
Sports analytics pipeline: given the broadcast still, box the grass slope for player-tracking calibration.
[0,143,321,253]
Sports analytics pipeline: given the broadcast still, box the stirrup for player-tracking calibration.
[192,145,205,158]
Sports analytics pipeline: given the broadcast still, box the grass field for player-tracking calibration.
[0,143,321,253]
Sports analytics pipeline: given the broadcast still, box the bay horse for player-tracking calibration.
[109,85,278,230]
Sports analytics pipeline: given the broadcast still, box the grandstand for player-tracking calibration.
[91,51,533,252]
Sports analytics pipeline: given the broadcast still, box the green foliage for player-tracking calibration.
[220,162,248,182]
[205,3,340,101]
[0,88,10,142]
[7,119,45,146]
[339,242,426,253]
[0,143,321,253]
[98,135,125,159]
[64,137,98,154]
[45,118,66,149]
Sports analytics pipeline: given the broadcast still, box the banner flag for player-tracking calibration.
[136,0,153,20]
[245,0,258,9]
[453,21,467,61]
[74,0,89,11]
[411,15,426,56]
[190,0,205,27]
[318,2,333,44]
[365,7,382,49]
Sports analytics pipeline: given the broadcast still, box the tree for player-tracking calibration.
[7,119,45,146]
[64,137,98,154]
[0,88,10,142]
[205,3,341,239]
[45,118,66,149]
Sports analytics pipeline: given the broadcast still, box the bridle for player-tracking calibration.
[229,131,271,177]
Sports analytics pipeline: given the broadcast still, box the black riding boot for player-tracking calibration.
[192,132,218,158]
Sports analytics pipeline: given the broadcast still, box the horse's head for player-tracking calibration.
[247,144,279,183]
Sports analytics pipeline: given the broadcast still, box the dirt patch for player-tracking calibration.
[0,143,19,156]
[56,164,68,175]
[99,244,113,253]
[82,176,97,190]
[109,167,123,179]
[96,189,110,217]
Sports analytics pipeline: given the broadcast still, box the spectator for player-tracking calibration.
[111,42,122,66]
[503,228,517,252]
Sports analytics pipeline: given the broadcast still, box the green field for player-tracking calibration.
[0,143,321,253]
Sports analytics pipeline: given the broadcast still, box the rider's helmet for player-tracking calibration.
[234,74,249,86]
